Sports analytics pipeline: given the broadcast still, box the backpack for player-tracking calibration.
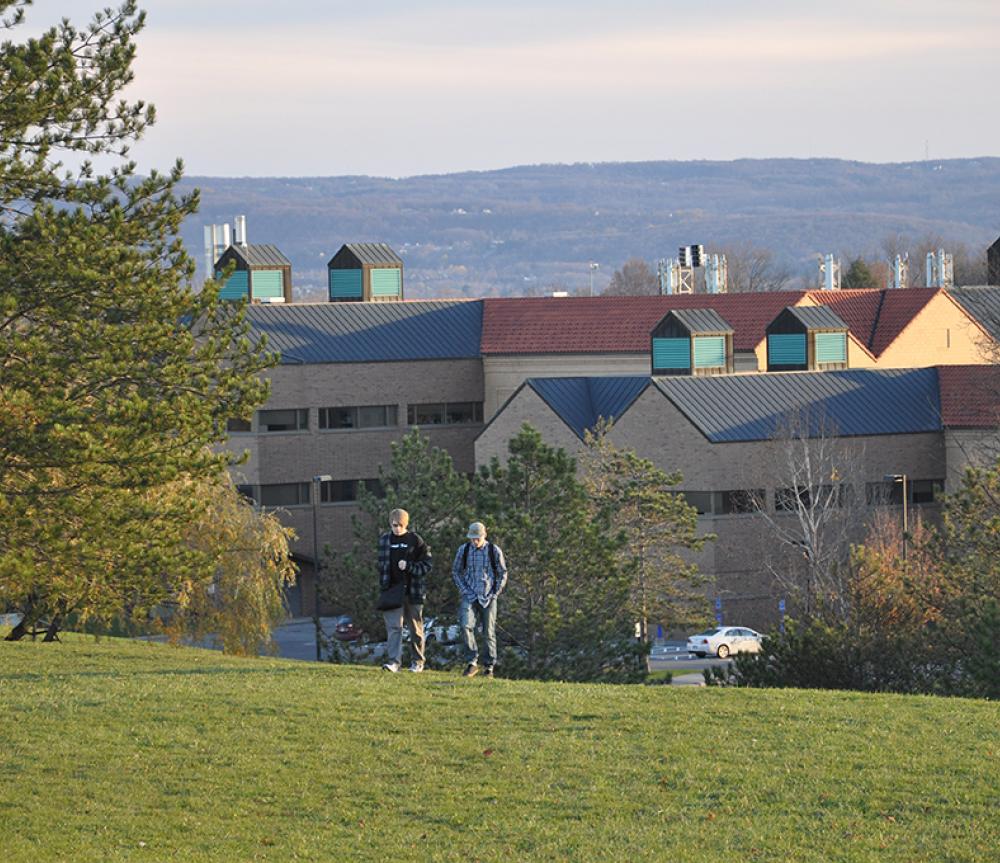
[462,540,500,578]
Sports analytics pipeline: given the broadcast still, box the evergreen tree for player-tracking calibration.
[0,2,276,639]
[579,420,711,640]
[474,425,644,682]
[324,429,473,641]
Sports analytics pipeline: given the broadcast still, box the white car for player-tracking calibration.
[686,626,763,659]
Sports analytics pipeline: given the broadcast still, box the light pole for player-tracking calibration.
[311,474,332,661]
[589,261,599,296]
[883,474,909,561]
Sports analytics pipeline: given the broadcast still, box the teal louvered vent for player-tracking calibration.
[217,269,249,301]
[769,333,806,366]
[652,337,690,371]
[371,267,402,298]
[693,336,726,368]
[330,268,363,299]
[251,269,284,300]
[815,332,847,364]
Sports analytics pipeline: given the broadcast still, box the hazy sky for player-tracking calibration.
[33,1,1000,177]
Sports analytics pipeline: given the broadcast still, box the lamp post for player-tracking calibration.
[311,474,332,661]
[883,474,909,561]
[589,261,599,296]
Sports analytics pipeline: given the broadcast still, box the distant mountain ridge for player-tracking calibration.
[179,158,1000,299]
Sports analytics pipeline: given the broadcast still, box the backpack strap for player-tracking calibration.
[462,540,498,578]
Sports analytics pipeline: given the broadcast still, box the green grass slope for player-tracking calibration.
[1,638,997,862]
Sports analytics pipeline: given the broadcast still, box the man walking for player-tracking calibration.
[451,521,508,678]
[377,508,432,673]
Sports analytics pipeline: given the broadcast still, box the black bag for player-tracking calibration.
[376,580,406,611]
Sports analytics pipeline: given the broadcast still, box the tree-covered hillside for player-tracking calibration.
[182,158,1000,298]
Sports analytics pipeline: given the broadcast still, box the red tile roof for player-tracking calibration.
[937,365,1000,428]
[481,292,809,354]
[808,288,940,357]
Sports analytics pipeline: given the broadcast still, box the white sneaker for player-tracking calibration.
[382,662,400,673]
[409,662,424,673]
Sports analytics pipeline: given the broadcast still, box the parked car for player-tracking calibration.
[686,626,763,658]
[333,615,363,642]
[424,616,461,644]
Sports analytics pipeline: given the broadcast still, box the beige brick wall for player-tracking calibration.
[223,358,484,571]
[476,385,585,466]
[877,293,993,367]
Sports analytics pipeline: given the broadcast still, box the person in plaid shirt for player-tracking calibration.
[451,521,508,678]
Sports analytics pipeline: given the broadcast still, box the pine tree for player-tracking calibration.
[1,2,276,639]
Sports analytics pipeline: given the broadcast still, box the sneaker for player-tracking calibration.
[462,663,479,678]
[483,667,494,678]
[382,662,400,673]
[409,662,424,673]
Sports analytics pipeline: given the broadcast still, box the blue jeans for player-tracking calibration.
[459,596,497,668]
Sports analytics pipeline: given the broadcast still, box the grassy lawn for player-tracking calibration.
[0,637,997,862]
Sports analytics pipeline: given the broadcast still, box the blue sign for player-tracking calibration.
[778,599,786,613]
[715,597,722,610]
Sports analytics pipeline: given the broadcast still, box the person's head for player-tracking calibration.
[390,508,409,536]
[467,521,487,548]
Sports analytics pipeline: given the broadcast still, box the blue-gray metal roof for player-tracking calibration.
[782,305,848,330]
[948,286,1000,341]
[668,308,734,334]
[652,368,943,442]
[526,376,650,439]
[328,242,403,267]
[229,244,291,267]
[244,300,482,364]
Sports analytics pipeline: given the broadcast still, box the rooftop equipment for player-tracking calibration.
[817,254,842,291]
[925,249,953,289]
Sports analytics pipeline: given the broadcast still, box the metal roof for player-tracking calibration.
[668,308,734,334]
[652,368,944,442]
[227,244,291,267]
[243,300,482,364]
[526,376,650,439]
[328,242,403,267]
[948,286,1000,341]
[782,305,848,330]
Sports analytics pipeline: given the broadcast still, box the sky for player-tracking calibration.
[30,0,1000,178]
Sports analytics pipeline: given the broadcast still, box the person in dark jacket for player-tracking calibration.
[377,508,432,673]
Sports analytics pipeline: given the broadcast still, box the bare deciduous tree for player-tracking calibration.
[603,257,659,295]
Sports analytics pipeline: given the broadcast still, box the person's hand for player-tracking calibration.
[398,560,407,571]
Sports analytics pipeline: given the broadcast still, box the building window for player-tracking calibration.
[257,408,308,432]
[679,491,714,515]
[235,484,257,503]
[868,479,943,505]
[320,477,384,504]
[717,489,764,515]
[775,485,843,511]
[319,404,398,430]
[259,482,311,507]
[226,417,252,433]
[407,401,483,426]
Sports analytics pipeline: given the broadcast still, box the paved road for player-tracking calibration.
[649,641,734,685]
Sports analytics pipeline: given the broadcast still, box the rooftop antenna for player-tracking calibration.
[925,249,953,288]
[817,254,841,291]
[888,254,909,290]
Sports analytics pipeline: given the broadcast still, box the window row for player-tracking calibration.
[227,402,483,434]
[237,478,384,508]
[680,479,944,516]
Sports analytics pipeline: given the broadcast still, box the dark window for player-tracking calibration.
[407,401,483,426]
[258,408,308,432]
[319,405,398,430]
[869,479,943,506]
[226,417,252,433]
[320,478,384,503]
[680,491,714,515]
[912,479,943,505]
[775,485,842,511]
[259,482,310,507]
[718,489,764,515]
[235,484,257,503]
